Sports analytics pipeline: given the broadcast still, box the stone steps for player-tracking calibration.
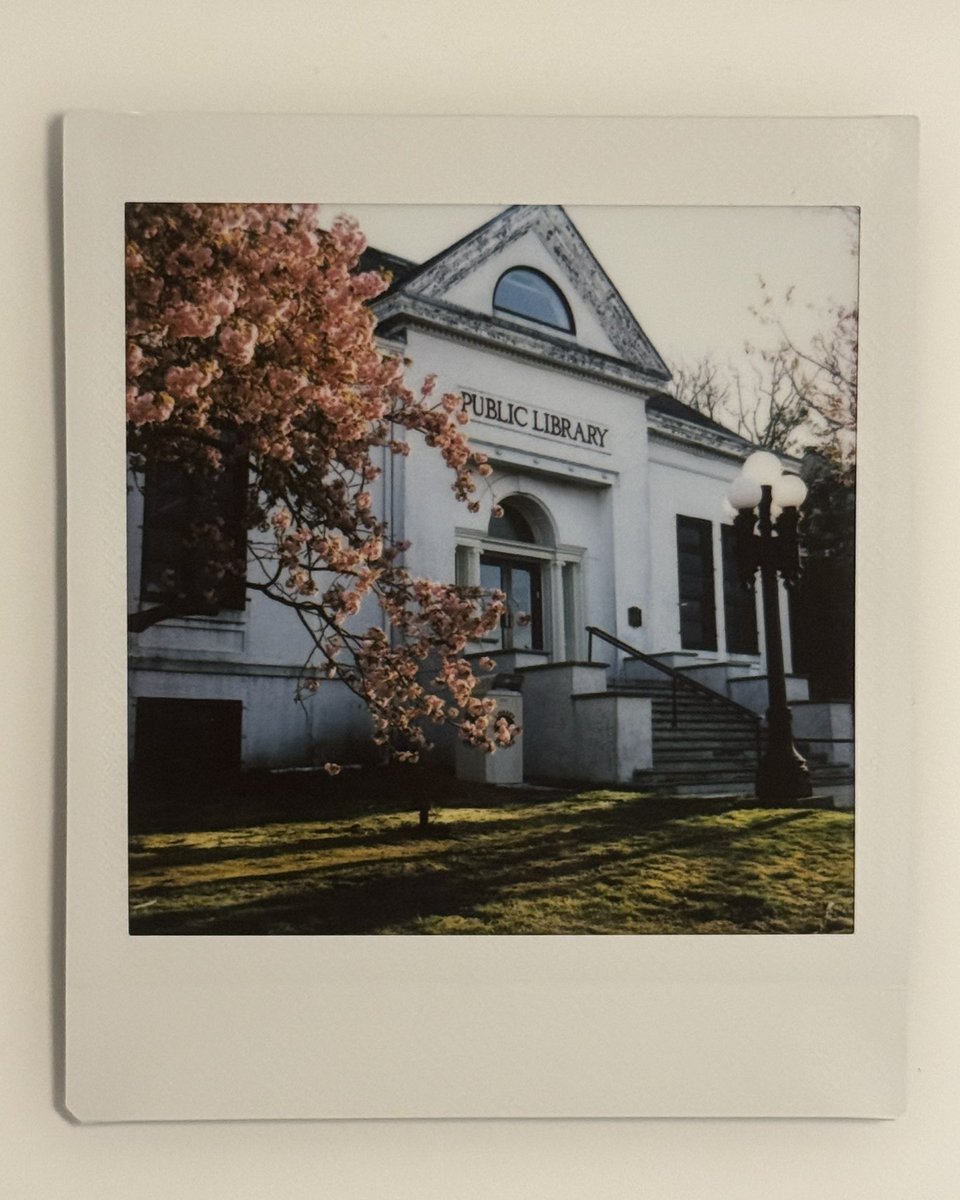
[652,719,758,734]
[614,670,853,798]
[652,746,756,764]
[632,762,854,797]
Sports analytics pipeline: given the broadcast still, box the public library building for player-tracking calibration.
[127,205,853,794]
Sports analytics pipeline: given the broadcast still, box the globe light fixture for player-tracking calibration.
[741,449,784,486]
[771,471,808,510]
[726,454,812,803]
[727,474,763,511]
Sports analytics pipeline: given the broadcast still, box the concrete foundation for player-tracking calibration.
[727,673,810,714]
[517,661,653,784]
[792,701,855,766]
[454,689,524,785]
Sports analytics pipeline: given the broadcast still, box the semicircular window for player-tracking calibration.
[487,498,537,544]
[493,267,575,334]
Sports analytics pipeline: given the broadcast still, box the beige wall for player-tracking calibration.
[4,8,953,1200]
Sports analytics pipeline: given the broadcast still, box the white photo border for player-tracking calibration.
[65,114,915,1121]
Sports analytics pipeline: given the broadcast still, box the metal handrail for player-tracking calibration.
[585,626,762,753]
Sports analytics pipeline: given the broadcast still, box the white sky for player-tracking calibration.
[333,203,859,383]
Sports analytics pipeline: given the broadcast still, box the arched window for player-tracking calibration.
[493,267,575,334]
[487,497,537,544]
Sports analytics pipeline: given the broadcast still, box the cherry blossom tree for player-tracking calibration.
[127,202,513,764]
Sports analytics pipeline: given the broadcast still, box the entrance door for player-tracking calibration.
[479,555,544,651]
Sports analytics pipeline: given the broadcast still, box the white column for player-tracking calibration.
[457,543,481,588]
[756,581,768,675]
[779,577,794,675]
[713,523,727,657]
[755,576,794,676]
[564,561,584,660]
[549,559,565,660]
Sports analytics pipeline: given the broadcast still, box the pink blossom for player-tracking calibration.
[127,201,507,760]
[127,343,146,377]
[164,302,222,339]
[218,320,259,366]
[164,361,216,400]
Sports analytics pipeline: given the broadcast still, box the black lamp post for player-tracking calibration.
[728,451,812,803]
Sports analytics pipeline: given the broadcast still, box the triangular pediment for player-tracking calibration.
[379,205,670,379]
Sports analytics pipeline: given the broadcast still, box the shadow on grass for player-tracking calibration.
[129,763,562,834]
[130,785,833,935]
[134,865,503,935]
[129,792,758,875]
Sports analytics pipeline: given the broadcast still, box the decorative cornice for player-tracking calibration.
[647,412,806,478]
[373,291,671,397]
[647,409,752,463]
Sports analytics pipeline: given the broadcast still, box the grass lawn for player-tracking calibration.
[129,777,854,935]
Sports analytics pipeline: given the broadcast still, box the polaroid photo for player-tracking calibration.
[65,114,915,1120]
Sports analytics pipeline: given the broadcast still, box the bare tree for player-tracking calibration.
[668,280,857,474]
[671,357,732,424]
[671,274,860,703]
[670,346,816,455]
[748,278,857,480]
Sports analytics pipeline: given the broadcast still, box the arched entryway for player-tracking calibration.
[457,493,583,660]
[480,497,552,650]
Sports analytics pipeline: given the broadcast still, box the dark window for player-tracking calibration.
[788,559,855,701]
[139,435,247,611]
[493,267,575,333]
[676,516,717,651]
[721,525,759,655]
[133,697,243,792]
[479,555,544,651]
[487,499,537,543]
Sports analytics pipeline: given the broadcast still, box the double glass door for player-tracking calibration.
[479,554,544,651]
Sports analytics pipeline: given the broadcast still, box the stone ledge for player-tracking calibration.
[517,659,607,673]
